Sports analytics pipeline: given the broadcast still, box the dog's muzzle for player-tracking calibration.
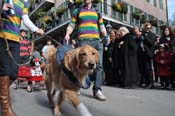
[88,61,96,69]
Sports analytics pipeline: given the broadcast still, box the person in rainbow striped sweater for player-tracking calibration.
[65,0,110,101]
[0,0,44,116]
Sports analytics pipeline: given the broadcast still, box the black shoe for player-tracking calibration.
[171,85,175,88]
[145,84,154,89]
[164,86,170,90]
[105,82,113,86]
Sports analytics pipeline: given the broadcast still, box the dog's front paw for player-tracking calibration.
[77,103,92,116]
[54,111,61,116]
[54,107,61,116]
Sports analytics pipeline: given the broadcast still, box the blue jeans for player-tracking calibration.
[0,38,20,80]
[77,39,103,92]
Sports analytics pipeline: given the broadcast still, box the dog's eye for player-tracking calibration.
[80,52,86,56]
[92,52,96,55]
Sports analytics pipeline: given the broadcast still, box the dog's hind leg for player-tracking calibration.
[54,90,64,116]
[66,90,92,116]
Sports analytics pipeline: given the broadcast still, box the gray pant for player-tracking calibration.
[77,39,103,92]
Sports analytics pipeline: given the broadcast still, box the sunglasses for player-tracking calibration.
[146,27,152,30]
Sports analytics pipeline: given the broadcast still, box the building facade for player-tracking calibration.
[28,0,168,49]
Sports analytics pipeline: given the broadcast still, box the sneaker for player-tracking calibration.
[165,86,170,89]
[93,90,106,101]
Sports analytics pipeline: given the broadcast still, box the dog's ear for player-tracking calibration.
[64,51,72,70]
[64,48,80,70]
[74,48,80,69]
[94,49,99,64]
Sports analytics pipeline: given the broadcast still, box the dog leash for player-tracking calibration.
[42,34,62,46]
[5,33,35,66]
[5,33,61,66]
[61,62,87,89]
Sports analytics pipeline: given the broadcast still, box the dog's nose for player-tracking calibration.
[88,62,95,68]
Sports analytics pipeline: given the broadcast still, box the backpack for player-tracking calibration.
[56,44,72,64]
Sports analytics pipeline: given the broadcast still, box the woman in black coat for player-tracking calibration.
[160,26,175,52]
[111,30,122,85]
[118,27,139,88]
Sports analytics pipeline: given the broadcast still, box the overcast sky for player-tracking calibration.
[167,0,175,20]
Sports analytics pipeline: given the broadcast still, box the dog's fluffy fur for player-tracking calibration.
[44,45,99,116]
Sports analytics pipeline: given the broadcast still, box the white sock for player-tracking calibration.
[77,103,92,116]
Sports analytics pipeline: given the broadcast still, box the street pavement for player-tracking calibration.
[8,85,175,116]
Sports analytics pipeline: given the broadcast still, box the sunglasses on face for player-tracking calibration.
[146,27,152,30]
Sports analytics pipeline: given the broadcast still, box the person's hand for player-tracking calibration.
[107,36,110,45]
[3,3,13,11]
[109,57,112,63]
[156,37,160,44]
[64,34,70,44]
[103,35,110,46]
[154,50,159,54]
[119,41,124,45]
[118,41,124,48]
[35,28,44,35]
[160,60,165,64]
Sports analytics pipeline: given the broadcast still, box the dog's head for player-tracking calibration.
[45,46,57,63]
[64,45,99,72]
[78,45,99,70]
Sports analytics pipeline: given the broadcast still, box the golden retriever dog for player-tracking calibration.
[44,45,99,116]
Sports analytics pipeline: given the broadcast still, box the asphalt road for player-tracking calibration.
[8,85,175,116]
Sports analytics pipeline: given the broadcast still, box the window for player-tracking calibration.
[153,0,157,7]
[111,0,116,19]
[148,15,154,20]
[159,0,163,9]
[118,12,123,21]
[124,14,127,21]
[130,6,134,24]
[103,0,107,14]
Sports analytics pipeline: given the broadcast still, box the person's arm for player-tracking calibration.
[66,24,75,36]
[98,13,107,36]
[98,13,110,45]
[22,1,44,35]
[64,9,77,43]
[22,14,38,32]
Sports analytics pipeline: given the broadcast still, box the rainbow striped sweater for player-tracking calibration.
[70,6,105,39]
[0,0,28,42]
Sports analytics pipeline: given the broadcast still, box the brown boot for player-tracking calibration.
[0,76,17,116]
